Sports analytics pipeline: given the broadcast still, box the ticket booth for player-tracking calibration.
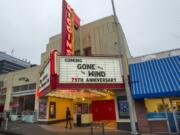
[74,102,92,126]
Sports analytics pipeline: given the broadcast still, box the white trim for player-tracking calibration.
[116,119,130,122]
[129,48,180,64]
[37,119,48,122]
[147,118,167,121]
[12,90,35,97]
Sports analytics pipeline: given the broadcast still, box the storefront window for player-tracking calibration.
[157,104,169,112]
[24,95,35,111]
[11,95,35,115]
[145,98,171,112]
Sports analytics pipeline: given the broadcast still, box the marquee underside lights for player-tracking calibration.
[47,89,114,99]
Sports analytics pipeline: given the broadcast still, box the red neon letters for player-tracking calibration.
[61,0,80,56]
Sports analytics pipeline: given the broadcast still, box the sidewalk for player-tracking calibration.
[0,121,130,135]
[0,121,176,135]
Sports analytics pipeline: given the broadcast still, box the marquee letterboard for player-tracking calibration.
[59,56,123,84]
[40,62,50,91]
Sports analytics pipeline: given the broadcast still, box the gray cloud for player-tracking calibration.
[0,0,179,64]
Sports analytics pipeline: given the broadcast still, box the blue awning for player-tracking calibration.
[129,56,180,99]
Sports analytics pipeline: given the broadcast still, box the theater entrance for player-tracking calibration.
[92,100,116,121]
[43,89,117,127]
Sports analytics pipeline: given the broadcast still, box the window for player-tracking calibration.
[13,83,36,92]
[21,85,28,91]
[29,83,36,90]
[157,104,169,112]
[84,47,91,56]
[0,88,6,95]
[13,86,20,92]
[74,50,80,56]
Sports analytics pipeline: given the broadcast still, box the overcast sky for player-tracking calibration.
[0,0,180,64]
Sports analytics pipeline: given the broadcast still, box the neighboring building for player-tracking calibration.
[0,65,40,122]
[0,51,31,74]
[129,49,180,133]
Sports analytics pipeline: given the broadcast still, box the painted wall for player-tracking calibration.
[48,96,73,121]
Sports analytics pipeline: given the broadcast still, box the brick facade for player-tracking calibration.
[135,99,150,133]
[135,100,169,133]
[149,120,168,132]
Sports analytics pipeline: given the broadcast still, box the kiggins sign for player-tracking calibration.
[61,0,80,56]
[59,56,123,84]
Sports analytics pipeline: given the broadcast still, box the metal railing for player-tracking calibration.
[90,122,105,135]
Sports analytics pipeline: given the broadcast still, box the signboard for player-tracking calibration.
[40,63,50,92]
[59,56,123,84]
[61,0,80,56]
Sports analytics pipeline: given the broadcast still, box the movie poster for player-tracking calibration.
[117,96,130,118]
[39,98,47,119]
[49,102,56,118]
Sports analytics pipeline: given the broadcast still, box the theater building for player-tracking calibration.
[36,14,135,130]
[1,0,179,133]
[129,49,180,134]
[38,53,126,126]
[0,14,134,129]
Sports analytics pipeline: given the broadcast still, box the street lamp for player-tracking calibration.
[110,0,138,134]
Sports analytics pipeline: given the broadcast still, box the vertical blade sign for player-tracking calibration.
[61,0,80,56]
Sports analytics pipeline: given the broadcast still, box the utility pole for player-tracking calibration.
[111,0,138,134]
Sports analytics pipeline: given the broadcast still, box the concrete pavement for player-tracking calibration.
[0,121,176,135]
[0,121,130,135]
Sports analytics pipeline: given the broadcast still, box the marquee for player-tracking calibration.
[59,56,123,84]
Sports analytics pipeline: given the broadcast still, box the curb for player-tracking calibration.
[0,130,23,135]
